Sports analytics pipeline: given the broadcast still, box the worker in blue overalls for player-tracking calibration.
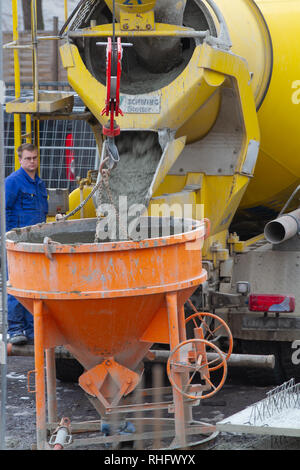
[5,143,48,345]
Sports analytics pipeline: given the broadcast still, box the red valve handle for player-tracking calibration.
[102,37,123,138]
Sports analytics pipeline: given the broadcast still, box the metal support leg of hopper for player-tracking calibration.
[46,348,58,424]
[34,300,47,450]
[178,306,193,423]
[166,292,187,448]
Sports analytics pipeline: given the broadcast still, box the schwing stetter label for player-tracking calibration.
[120,94,161,114]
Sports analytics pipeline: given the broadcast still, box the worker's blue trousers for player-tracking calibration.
[7,294,34,340]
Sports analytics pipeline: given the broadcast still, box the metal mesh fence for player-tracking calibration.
[38,118,98,190]
[3,110,14,177]
[3,91,98,192]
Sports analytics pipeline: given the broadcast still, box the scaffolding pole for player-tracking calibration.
[0,0,8,451]
[12,0,21,170]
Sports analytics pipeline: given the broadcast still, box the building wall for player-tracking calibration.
[3,30,67,84]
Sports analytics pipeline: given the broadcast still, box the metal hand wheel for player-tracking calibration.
[186,300,233,371]
[167,339,227,400]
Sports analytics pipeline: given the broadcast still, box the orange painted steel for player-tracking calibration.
[6,216,208,449]
[167,338,228,400]
[185,315,233,371]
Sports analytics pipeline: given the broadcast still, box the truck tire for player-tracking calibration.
[55,358,84,383]
[240,340,285,386]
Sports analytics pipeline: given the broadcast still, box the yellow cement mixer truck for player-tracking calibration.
[6,0,300,384]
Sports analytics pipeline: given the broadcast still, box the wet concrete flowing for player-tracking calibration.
[95,131,162,242]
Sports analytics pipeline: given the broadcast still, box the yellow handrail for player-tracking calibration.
[12,0,21,170]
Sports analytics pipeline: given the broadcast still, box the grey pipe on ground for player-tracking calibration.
[7,345,275,370]
[146,350,275,369]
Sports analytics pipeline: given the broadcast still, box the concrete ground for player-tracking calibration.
[1,278,300,451]
[3,353,300,451]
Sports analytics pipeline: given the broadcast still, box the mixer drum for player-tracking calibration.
[62,0,300,227]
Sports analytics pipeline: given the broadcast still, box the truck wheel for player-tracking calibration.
[240,340,285,386]
[55,358,84,383]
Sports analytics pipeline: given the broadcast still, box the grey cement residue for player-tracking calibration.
[95,131,162,242]
[41,219,189,244]
[44,231,96,244]
[6,217,194,246]
[7,228,96,245]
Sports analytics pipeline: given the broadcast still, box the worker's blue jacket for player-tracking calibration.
[5,167,48,231]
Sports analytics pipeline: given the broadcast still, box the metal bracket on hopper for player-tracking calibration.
[79,358,140,414]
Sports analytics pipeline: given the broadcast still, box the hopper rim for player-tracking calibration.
[6,216,205,254]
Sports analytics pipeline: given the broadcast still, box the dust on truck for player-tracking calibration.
[7,0,300,384]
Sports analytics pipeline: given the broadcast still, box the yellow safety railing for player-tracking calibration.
[5,0,70,171]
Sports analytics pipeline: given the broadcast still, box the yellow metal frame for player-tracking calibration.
[6,0,266,260]
[61,39,217,132]
[228,233,265,254]
[6,0,73,171]
[64,0,68,23]
[119,10,155,31]
[61,19,260,259]
[11,0,21,169]
[67,22,207,39]
[103,0,157,31]
[104,0,157,17]
[7,0,40,169]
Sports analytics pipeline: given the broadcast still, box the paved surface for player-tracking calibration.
[1,276,300,451]
[3,354,300,451]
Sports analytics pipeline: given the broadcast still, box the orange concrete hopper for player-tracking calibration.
[6,216,209,449]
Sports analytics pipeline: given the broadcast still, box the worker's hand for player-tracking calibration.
[55,214,64,221]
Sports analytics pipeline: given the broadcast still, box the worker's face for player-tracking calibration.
[19,150,39,174]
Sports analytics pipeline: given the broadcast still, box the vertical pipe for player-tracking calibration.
[178,306,187,343]
[166,292,187,448]
[46,348,58,425]
[179,305,193,422]
[178,303,194,422]
[31,0,41,182]
[80,186,84,218]
[153,364,162,450]
[64,0,69,24]
[26,114,32,143]
[32,0,41,180]
[34,119,41,176]
[52,17,59,83]
[31,0,39,112]
[12,0,22,169]
[12,0,21,97]
[0,0,8,451]
[34,300,47,450]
